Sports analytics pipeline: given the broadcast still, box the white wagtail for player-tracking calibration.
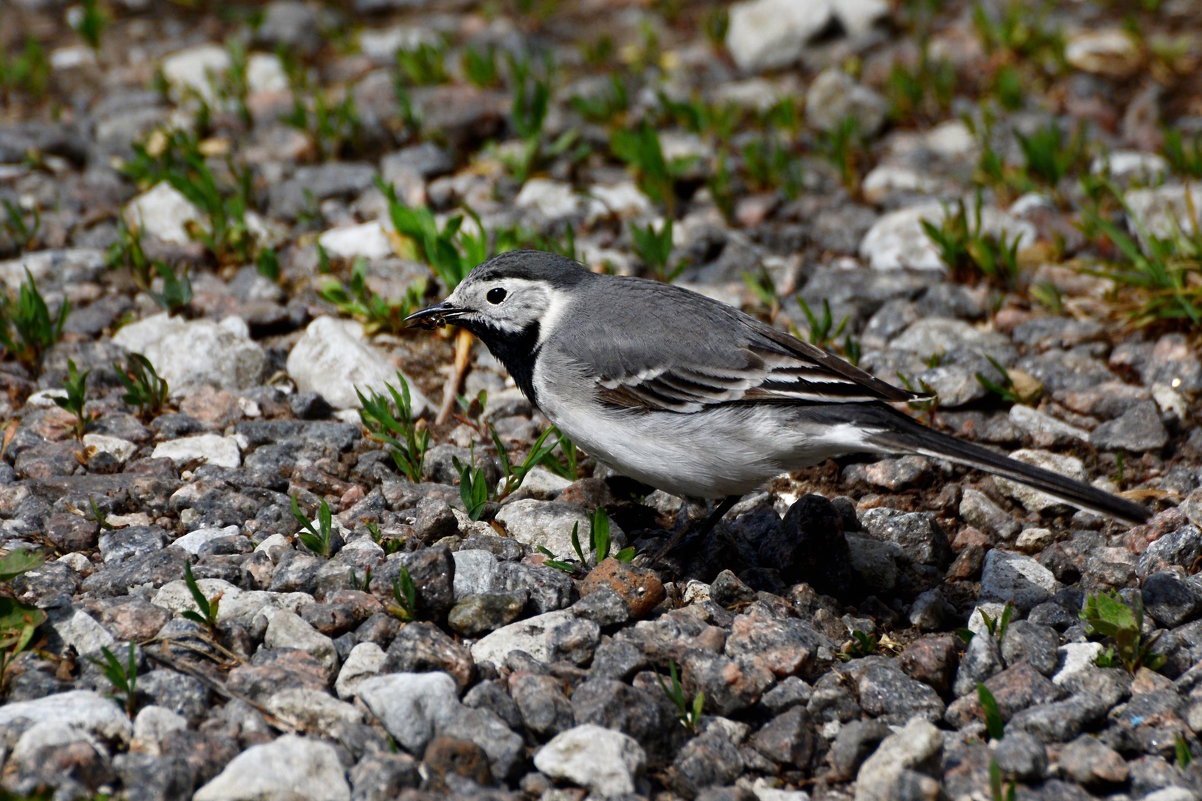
[405,250,1150,526]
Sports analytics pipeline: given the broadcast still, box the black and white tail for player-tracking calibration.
[844,403,1150,525]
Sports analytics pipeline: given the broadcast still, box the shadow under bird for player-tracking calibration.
[406,250,1150,528]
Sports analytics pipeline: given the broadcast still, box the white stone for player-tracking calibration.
[152,578,309,626]
[51,45,97,71]
[994,449,1088,515]
[132,705,188,754]
[263,608,339,678]
[152,434,242,469]
[246,52,289,94]
[123,182,204,245]
[862,165,938,203]
[355,672,459,753]
[804,68,887,136]
[1053,642,1104,687]
[1065,28,1140,78]
[171,525,241,556]
[0,690,132,743]
[749,778,813,801]
[335,642,387,700]
[161,43,230,103]
[286,316,430,414]
[11,722,99,766]
[726,0,833,72]
[509,466,572,501]
[1008,405,1090,443]
[358,26,437,63]
[1124,183,1201,242]
[112,313,267,391]
[471,609,576,668]
[515,178,587,221]
[859,202,1037,271]
[493,499,610,562]
[0,248,106,291]
[1015,527,1055,552]
[854,718,942,801]
[194,735,350,801]
[923,119,977,158]
[267,688,364,730]
[25,388,69,408]
[588,181,652,222]
[82,433,138,464]
[1090,151,1169,183]
[533,724,646,797]
[965,602,1009,637]
[451,549,498,600]
[832,0,889,37]
[318,221,394,261]
[47,606,115,656]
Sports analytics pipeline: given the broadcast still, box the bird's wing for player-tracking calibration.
[564,279,926,413]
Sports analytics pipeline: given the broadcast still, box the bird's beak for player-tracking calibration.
[404,301,462,329]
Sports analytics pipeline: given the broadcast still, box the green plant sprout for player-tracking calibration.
[53,359,95,440]
[89,643,138,718]
[291,496,334,557]
[0,549,46,696]
[181,562,220,635]
[114,353,170,419]
[0,268,68,371]
[389,566,418,622]
[1080,590,1165,674]
[657,660,703,733]
[356,373,429,483]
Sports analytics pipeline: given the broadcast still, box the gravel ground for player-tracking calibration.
[1,1,1201,800]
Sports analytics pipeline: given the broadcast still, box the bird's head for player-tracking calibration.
[405,250,591,347]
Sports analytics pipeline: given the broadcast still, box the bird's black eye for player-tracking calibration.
[486,287,507,304]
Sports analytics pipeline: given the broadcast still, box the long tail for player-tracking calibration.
[821,403,1151,525]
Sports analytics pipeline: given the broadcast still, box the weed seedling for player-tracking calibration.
[89,642,138,717]
[978,683,1005,741]
[149,261,193,314]
[921,198,1023,288]
[357,373,429,483]
[1177,733,1194,769]
[454,453,490,522]
[839,630,881,661]
[989,758,1017,801]
[657,660,703,733]
[1080,590,1165,674]
[796,297,849,349]
[630,219,679,282]
[611,123,685,217]
[53,359,94,440]
[73,0,109,52]
[976,355,1038,404]
[1162,129,1202,179]
[980,602,1014,641]
[388,566,418,622]
[376,178,482,291]
[318,258,428,336]
[0,268,68,371]
[395,40,449,86]
[0,549,46,696]
[366,521,405,556]
[291,495,334,558]
[461,44,500,88]
[570,506,635,566]
[2,199,40,252]
[181,562,220,635]
[114,353,169,419]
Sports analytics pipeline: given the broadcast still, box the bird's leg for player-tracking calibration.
[653,495,741,563]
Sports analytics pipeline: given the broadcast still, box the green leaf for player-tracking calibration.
[978,683,1005,741]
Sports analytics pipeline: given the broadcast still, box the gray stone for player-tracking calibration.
[263,608,340,679]
[953,633,1004,698]
[355,672,459,754]
[335,642,386,700]
[959,488,1021,539]
[471,609,577,668]
[858,508,951,568]
[980,549,1060,611]
[0,690,132,744]
[999,620,1060,676]
[1089,400,1169,451]
[451,549,499,599]
[494,499,624,562]
[991,731,1047,782]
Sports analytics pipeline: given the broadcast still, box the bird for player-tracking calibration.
[405,249,1150,529]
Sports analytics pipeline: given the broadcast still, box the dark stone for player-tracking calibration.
[463,680,523,731]
[509,672,574,739]
[138,670,210,725]
[422,736,493,790]
[494,562,575,613]
[682,650,773,716]
[572,678,683,764]
[384,622,474,691]
[765,494,855,599]
[999,620,1060,676]
[992,731,1047,782]
[828,718,892,781]
[751,705,816,768]
[113,752,194,801]
[670,727,744,799]
[348,751,422,801]
[447,592,527,637]
[899,634,959,696]
[1143,571,1202,627]
[854,660,946,724]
